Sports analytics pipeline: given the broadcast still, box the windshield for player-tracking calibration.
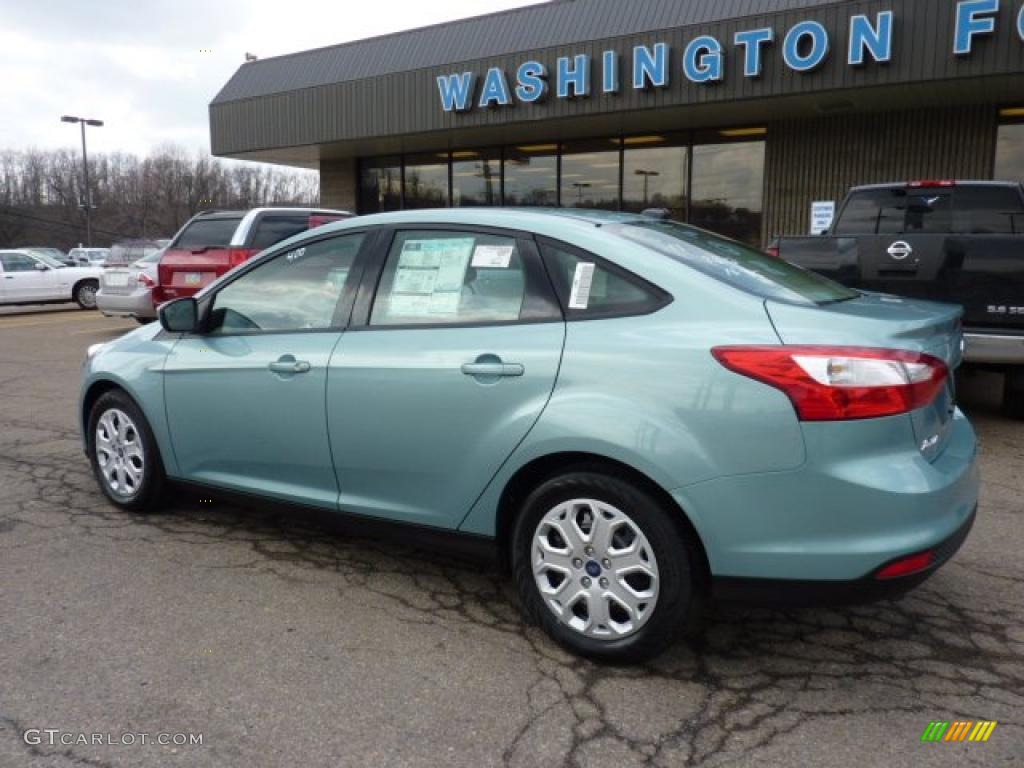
[174,217,242,249]
[608,220,859,305]
[33,252,67,268]
[134,248,165,266]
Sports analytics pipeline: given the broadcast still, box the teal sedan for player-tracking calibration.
[80,209,979,662]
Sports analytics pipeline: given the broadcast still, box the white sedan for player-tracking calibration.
[0,249,106,309]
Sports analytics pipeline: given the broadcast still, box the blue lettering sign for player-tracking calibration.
[479,67,512,107]
[683,36,724,83]
[557,54,591,98]
[734,28,774,77]
[633,43,668,89]
[849,11,894,65]
[954,0,998,55]
[602,50,619,93]
[436,72,475,112]
[516,61,548,103]
[783,21,830,72]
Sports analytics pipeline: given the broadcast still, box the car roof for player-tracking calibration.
[314,207,654,235]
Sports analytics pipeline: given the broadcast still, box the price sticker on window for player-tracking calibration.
[471,244,514,268]
[568,262,595,309]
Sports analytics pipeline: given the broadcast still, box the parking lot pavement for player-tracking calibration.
[0,313,1021,768]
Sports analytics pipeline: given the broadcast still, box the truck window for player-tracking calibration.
[249,216,310,249]
[833,189,904,235]
[903,190,953,233]
[174,217,242,249]
[953,186,1024,234]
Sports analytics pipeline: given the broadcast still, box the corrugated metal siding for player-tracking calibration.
[210,0,1024,157]
[212,0,836,103]
[763,105,998,238]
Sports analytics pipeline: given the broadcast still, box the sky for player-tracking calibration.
[0,0,543,164]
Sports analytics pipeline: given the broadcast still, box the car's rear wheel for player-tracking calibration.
[1004,367,1024,419]
[74,280,99,310]
[87,390,165,512]
[512,470,697,663]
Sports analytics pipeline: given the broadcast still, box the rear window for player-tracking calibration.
[174,217,242,249]
[952,186,1024,234]
[609,221,859,305]
[249,216,310,250]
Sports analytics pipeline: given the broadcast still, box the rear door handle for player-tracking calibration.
[461,362,524,377]
[269,356,311,374]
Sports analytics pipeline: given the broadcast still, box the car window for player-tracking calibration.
[174,217,242,249]
[904,190,953,233]
[249,216,311,250]
[208,233,366,334]
[0,253,39,272]
[370,231,526,326]
[834,189,905,235]
[953,186,1024,234]
[609,220,859,305]
[539,241,663,318]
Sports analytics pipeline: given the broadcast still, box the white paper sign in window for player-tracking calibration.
[387,238,475,318]
[568,262,596,309]
[471,244,514,268]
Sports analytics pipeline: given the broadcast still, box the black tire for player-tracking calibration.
[87,389,166,512]
[512,469,700,663]
[135,317,155,325]
[1004,368,1024,420]
[74,279,99,310]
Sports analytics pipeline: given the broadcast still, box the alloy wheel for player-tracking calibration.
[95,408,145,498]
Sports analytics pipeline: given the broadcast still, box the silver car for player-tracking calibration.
[96,247,164,322]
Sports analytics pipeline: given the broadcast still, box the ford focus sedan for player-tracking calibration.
[79,209,979,662]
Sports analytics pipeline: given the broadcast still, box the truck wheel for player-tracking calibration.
[1004,368,1024,420]
[512,470,700,663]
[74,280,99,310]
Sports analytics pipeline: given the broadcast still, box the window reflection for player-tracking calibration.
[690,136,765,246]
[452,150,500,206]
[359,157,401,213]
[622,136,688,220]
[404,153,449,208]
[503,145,558,206]
[995,121,1024,183]
[561,140,620,210]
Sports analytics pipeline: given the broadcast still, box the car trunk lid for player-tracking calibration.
[765,292,963,461]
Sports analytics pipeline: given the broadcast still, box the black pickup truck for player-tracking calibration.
[770,180,1024,416]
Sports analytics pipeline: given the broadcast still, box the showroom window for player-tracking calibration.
[404,153,450,209]
[503,145,558,206]
[560,139,620,210]
[994,111,1024,184]
[690,129,766,247]
[452,150,501,206]
[359,157,402,213]
[622,135,688,220]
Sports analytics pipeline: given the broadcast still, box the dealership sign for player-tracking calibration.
[438,0,1024,112]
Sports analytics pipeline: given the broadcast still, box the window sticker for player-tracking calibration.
[388,238,475,317]
[568,262,596,309]
[471,243,514,268]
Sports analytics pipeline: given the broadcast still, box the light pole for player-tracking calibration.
[61,115,104,246]
[571,181,592,206]
[634,169,660,206]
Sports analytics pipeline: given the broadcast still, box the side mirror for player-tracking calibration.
[159,297,199,333]
[34,262,48,271]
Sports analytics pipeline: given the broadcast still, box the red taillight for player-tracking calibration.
[711,346,949,421]
[227,248,258,268]
[138,273,155,288]
[765,245,780,258]
[875,550,935,580]
[907,180,955,188]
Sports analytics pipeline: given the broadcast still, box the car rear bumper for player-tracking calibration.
[710,507,976,605]
[673,408,980,585]
[963,331,1024,365]
[95,289,155,318]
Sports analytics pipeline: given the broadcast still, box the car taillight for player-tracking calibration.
[227,248,257,268]
[907,180,955,188]
[765,245,780,258]
[138,273,155,288]
[875,550,935,580]
[711,346,949,421]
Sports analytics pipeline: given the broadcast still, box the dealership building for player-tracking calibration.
[210,0,1024,246]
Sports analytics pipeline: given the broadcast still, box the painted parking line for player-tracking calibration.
[0,313,110,330]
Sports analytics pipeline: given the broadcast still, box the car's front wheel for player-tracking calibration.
[74,280,99,310]
[87,390,165,511]
[512,470,699,663]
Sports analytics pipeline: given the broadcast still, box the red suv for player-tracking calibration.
[155,208,352,303]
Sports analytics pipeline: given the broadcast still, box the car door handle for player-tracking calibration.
[461,362,524,377]
[268,358,311,374]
